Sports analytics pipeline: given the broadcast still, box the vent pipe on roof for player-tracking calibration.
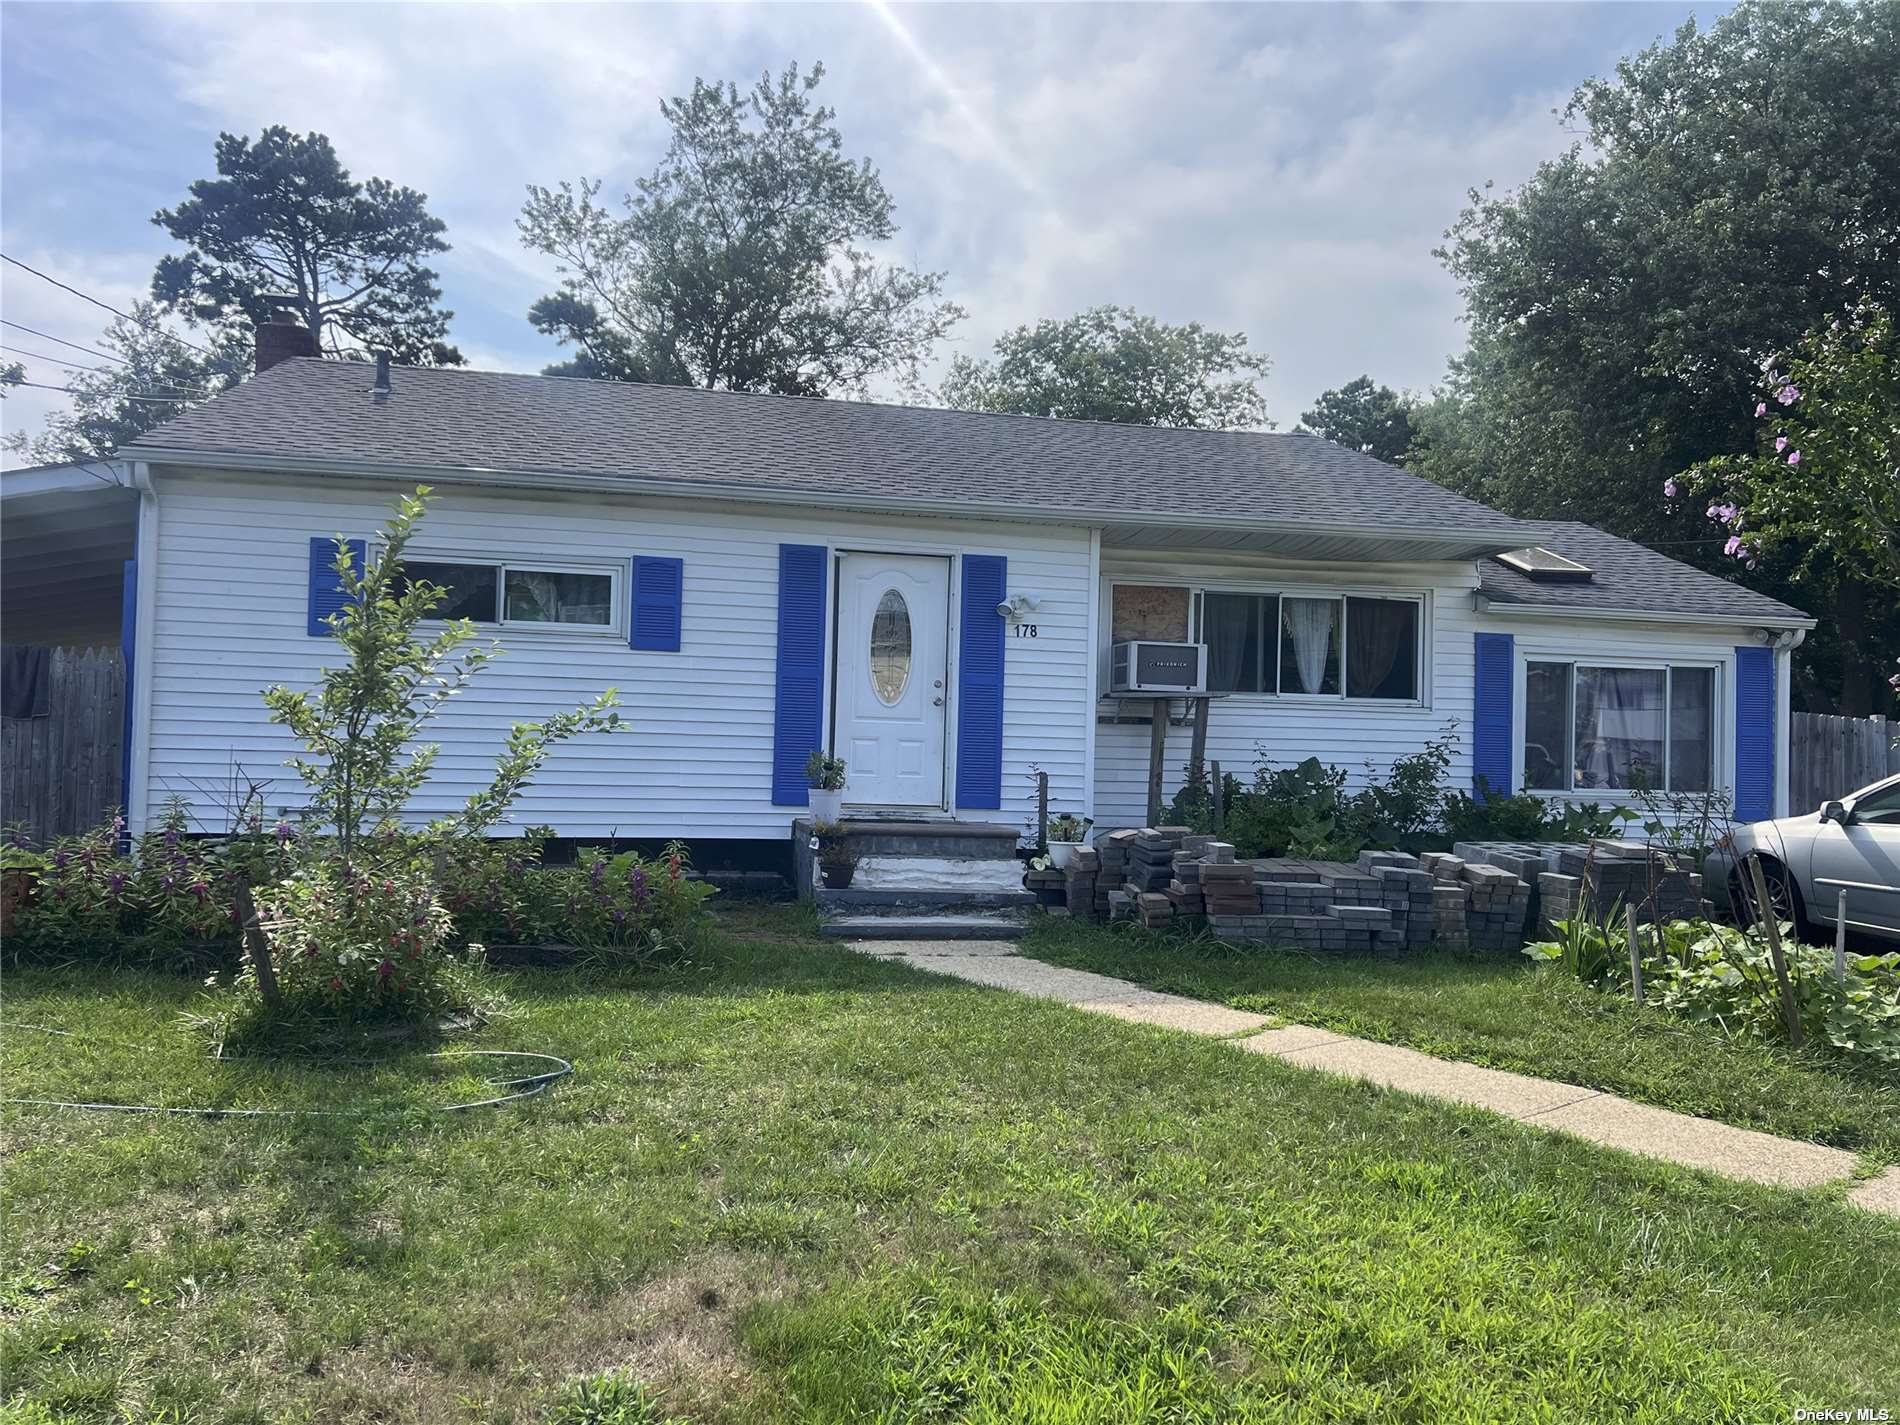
[373,351,391,395]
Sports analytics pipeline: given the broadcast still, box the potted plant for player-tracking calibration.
[1044,813,1092,870]
[814,825,860,890]
[805,749,848,822]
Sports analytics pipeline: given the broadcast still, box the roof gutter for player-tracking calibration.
[117,445,1548,555]
[1473,592,1817,631]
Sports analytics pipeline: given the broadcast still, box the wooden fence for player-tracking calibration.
[1790,711,1900,814]
[1,646,125,844]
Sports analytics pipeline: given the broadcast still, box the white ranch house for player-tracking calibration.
[0,352,1814,862]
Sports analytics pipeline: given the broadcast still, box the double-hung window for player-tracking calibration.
[1193,590,1421,700]
[396,558,618,631]
[1524,660,1716,793]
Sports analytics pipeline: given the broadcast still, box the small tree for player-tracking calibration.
[246,487,622,1016]
[5,303,250,463]
[1299,376,1419,463]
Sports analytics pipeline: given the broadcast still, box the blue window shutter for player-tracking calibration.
[307,535,366,636]
[957,554,1008,810]
[629,556,684,652]
[1471,631,1514,800]
[772,544,828,806]
[119,554,137,848]
[1734,645,1775,821]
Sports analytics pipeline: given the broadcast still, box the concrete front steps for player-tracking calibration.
[797,817,1034,940]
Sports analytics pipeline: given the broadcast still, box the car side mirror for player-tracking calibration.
[1820,800,1848,825]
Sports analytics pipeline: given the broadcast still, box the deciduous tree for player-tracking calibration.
[519,63,961,394]
[1415,0,1899,710]
[940,306,1271,429]
[4,304,249,463]
[1300,376,1417,462]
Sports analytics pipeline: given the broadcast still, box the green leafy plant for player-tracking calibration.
[804,749,848,791]
[1047,813,1089,842]
[545,1369,688,1425]
[1526,915,1900,1065]
[543,844,716,963]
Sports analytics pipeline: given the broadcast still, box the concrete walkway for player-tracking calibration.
[858,940,1900,1219]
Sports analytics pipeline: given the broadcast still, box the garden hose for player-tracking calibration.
[0,1021,572,1117]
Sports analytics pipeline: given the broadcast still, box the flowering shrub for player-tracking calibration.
[1669,303,1899,600]
[437,828,552,946]
[542,844,715,962]
[246,862,479,1016]
[5,801,270,966]
[1527,917,1900,1066]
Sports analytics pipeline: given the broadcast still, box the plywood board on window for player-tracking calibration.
[1112,585,1190,643]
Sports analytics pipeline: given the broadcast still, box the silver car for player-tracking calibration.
[1710,772,1900,945]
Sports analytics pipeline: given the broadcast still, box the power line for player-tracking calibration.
[1,343,111,375]
[3,344,219,396]
[0,253,217,357]
[0,319,127,364]
[9,378,210,404]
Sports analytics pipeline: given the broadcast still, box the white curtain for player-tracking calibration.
[1578,667,1665,788]
[1283,598,1336,694]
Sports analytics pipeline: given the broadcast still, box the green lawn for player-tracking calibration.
[3,905,1898,1423]
[1024,916,1900,1159]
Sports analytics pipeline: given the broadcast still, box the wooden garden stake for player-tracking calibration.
[1835,889,1849,982]
[1625,903,1643,1006]
[1746,853,1804,1049]
[1145,698,1168,826]
[1037,770,1050,851]
[232,882,280,1005]
[1187,696,1210,805]
[1211,760,1224,836]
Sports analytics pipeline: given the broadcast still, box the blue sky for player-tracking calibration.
[1,1,1722,463]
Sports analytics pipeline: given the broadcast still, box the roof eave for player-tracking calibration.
[119,445,1548,556]
[1473,592,1816,631]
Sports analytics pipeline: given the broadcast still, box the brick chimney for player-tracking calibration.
[254,305,317,373]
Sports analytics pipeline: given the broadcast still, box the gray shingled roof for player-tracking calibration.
[127,357,1534,539]
[1480,520,1813,624]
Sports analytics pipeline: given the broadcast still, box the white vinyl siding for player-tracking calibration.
[1093,556,1470,831]
[139,470,1092,840]
[1090,553,1765,832]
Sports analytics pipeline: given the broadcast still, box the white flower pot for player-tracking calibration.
[808,787,845,822]
[1048,840,1081,871]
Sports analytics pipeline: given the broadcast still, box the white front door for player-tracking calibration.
[834,553,950,809]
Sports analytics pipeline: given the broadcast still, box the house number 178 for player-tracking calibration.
[1013,623,1039,638]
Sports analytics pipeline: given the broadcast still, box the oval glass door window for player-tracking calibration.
[870,589,912,704]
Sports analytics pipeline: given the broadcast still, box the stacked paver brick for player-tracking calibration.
[1359,851,1435,953]
[1100,831,1134,921]
[1166,835,1213,921]
[1065,847,1100,922]
[1528,841,1705,936]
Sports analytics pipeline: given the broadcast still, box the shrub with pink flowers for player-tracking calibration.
[1668,303,1899,623]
